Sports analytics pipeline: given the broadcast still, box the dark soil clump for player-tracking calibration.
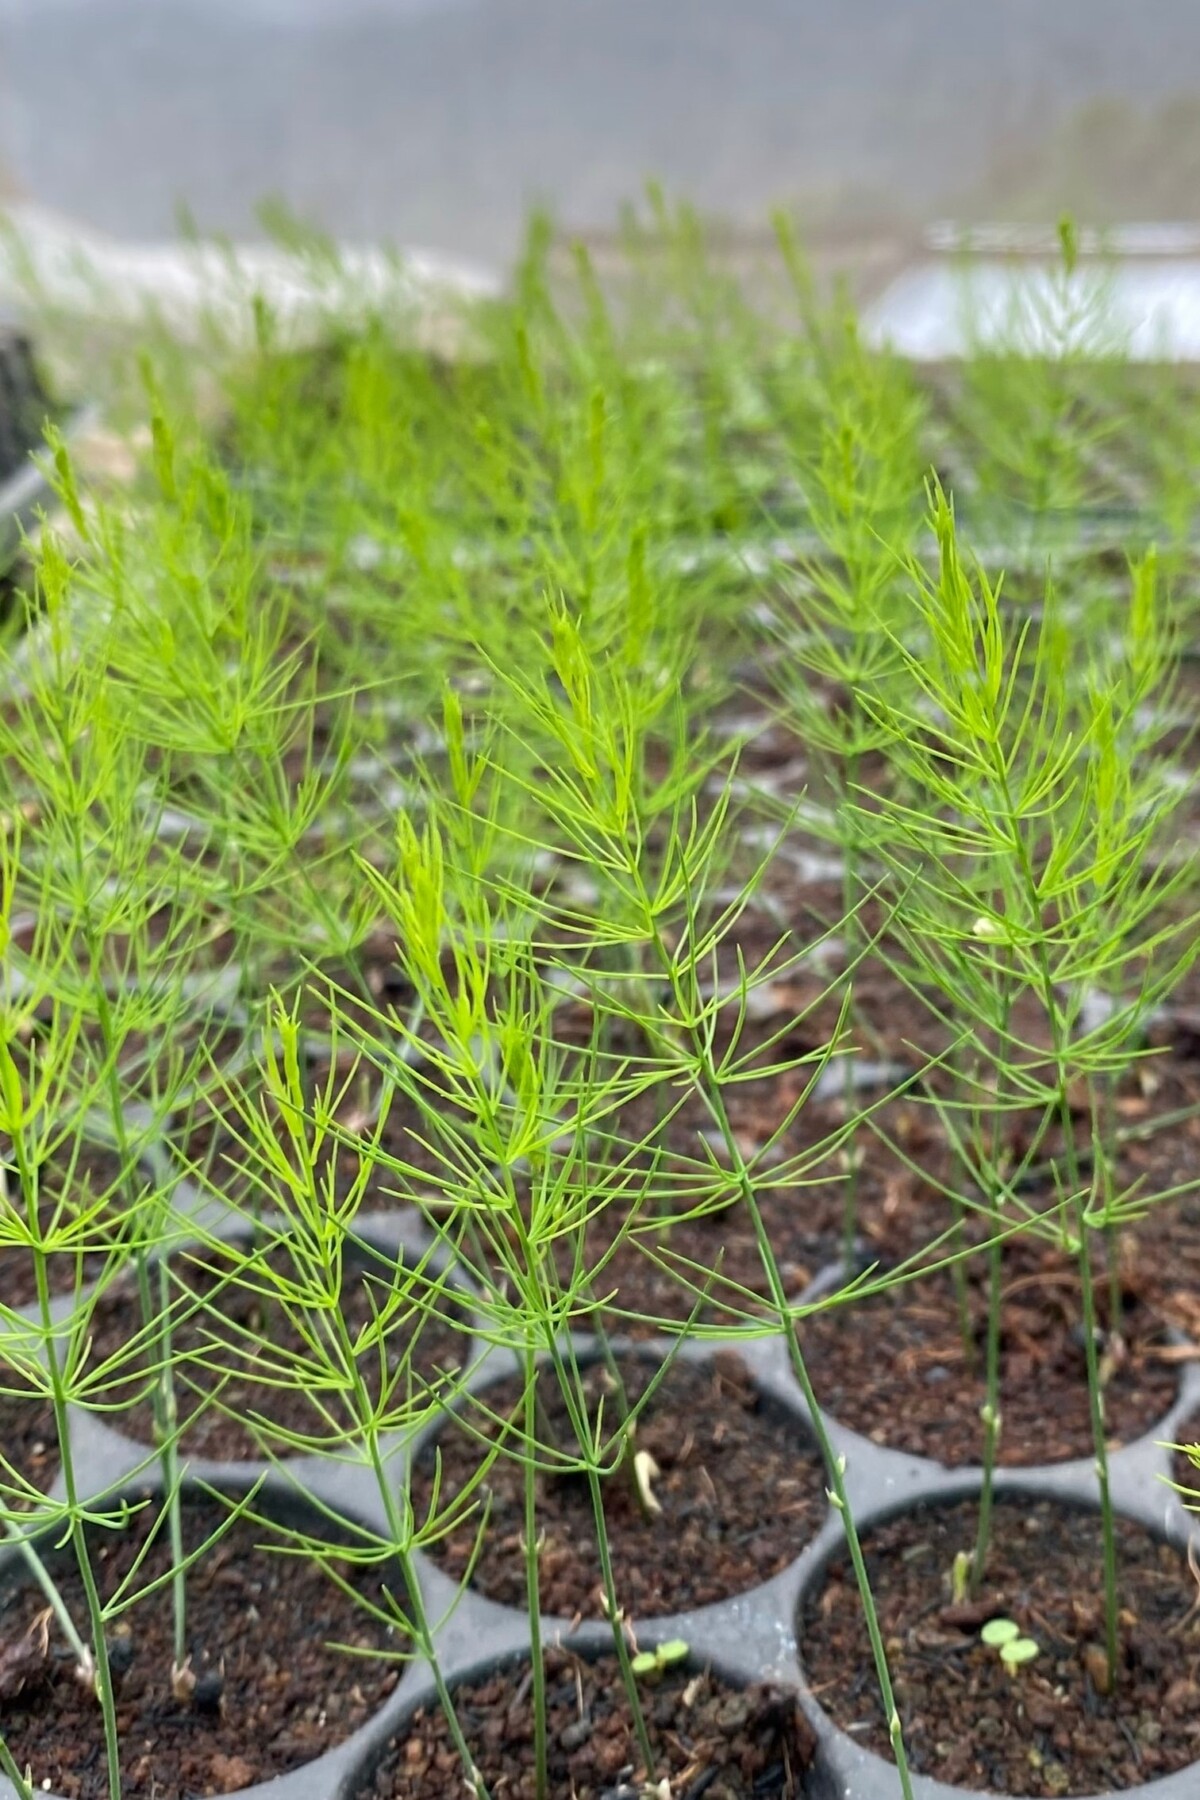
[365,1649,816,1799]
[801,1495,1200,1795]
[411,1350,827,1617]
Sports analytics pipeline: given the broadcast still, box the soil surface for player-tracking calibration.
[1113,1038,1200,1337]
[1169,1413,1200,1514]
[89,1239,473,1461]
[401,1051,949,1341]
[300,932,419,1036]
[0,1142,134,1307]
[800,1494,1200,1795]
[798,1256,1178,1465]
[411,1350,827,1617]
[0,1492,403,1799]
[364,1649,816,1799]
[0,1382,59,1494]
[543,1181,842,1334]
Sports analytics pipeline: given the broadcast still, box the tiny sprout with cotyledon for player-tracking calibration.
[631,1641,690,1683]
[980,1618,1040,1673]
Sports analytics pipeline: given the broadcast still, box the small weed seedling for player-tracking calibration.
[980,1617,1040,1675]
[631,1640,690,1684]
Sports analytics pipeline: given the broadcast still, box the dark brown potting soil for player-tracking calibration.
[0,1143,133,1307]
[800,1495,1200,1795]
[411,1350,827,1617]
[1169,1414,1200,1513]
[300,931,417,1036]
[0,1492,403,1799]
[547,1187,837,1334]
[544,1101,955,1337]
[1113,1049,1200,1338]
[89,1240,473,1461]
[364,1649,816,1799]
[0,1382,59,1493]
[798,1259,1178,1465]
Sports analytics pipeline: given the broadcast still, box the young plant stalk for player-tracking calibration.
[224,969,670,1800]
[347,821,673,1795]
[64,793,193,1689]
[0,1034,122,1799]
[640,918,915,1800]
[214,1010,494,1798]
[858,490,1197,1675]
[962,956,1017,1595]
[766,344,924,1265]
[479,609,919,1799]
[521,1355,549,1799]
[6,527,203,1690]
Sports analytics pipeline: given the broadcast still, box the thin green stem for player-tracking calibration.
[583,1461,658,1782]
[970,981,1014,1591]
[522,1352,549,1800]
[840,749,860,1265]
[0,1728,36,1800]
[970,1235,1002,1595]
[67,1516,122,1796]
[1096,1074,1123,1343]
[1073,1189,1121,1692]
[696,1066,915,1798]
[366,1428,491,1800]
[82,921,189,1673]
[316,1255,489,1800]
[7,1110,119,1786]
[158,1255,187,1678]
[3,1521,90,1671]
[948,1199,976,1371]
[998,753,1122,1692]
[23,1205,121,1797]
[641,915,914,1799]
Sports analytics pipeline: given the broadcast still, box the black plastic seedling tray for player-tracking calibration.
[0,326,87,574]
